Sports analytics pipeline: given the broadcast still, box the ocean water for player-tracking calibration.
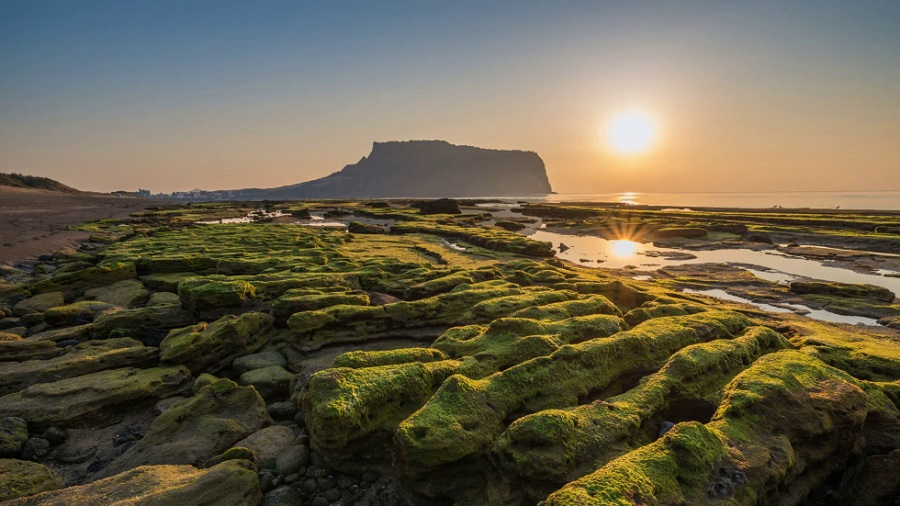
[496,191,900,211]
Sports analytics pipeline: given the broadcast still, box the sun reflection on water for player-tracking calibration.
[610,239,639,257]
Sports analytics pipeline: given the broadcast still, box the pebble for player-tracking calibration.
[41,427,67,447]
[274,445,309,476]
[284,473,300,485]
[262,486,304,506]
[309,497,329,506]
[266,401,296,419]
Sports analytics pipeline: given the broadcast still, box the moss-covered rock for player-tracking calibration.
[146,291,181,306]
[272,290,369,322]
[0,366,192,430]
[12,292,65,316]
[300,360,460,458]
[789,280,896,303]
[0,417,29,457]
[90,304,194,340]
[4,459,260,505]
[333,348,448,368]
[0,458,64,502]
[104,378,270,476]
[177,278,257,311]
[543,351,880,506]
[232,351,287,375]
[395,311,751,475]
[159,313,275,374]
[0,338,158,396]
[30,261,137,296]
[230,425,295,470]
[83,279,150,308]
[42,300,118,327]
[0,339,63,362]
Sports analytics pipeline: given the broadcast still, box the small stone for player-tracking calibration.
[317,477,335,490]
[262,485,304,506]
[267,401,297,419]
[21,437,50,461]
[302,477,318,493]
[309,451,326,468]
[361,471,378,483]
[54,444,96,464]
[42,427,67,447]
[258,471,274,493]
[309,497,329,506]
[323,488,342,502]
[285,473,300,484]
[153,396,187,415]
[271,474,284,489]
[233,351,288,375]
[275,444,310,476]
[55,339,79,348]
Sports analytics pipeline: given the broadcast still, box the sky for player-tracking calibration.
[2,1,899,194]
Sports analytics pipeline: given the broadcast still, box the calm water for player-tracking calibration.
[491,191,900,211]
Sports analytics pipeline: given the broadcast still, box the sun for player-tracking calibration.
[606,111,657,155]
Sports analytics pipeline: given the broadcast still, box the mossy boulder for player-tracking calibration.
[104,378,270,476]
[146,291,181,306]
[12,292,65,316]
[42,301,118,327]
[83,279,150,308]
[159,313,275,375]
[90,304,194,340]
[0,417,29,457]
[4,459,260,505]
[0,338,159,396]
[348,221,386,234]
[333,348,447,368]
[0,366,192,430]
[0,458,64,502]
[178,278,257,310]
[272,291,369,322]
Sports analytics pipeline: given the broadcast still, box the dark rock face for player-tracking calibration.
[237,141,553,199]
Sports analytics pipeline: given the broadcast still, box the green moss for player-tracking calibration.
[273,291,369,321]
[333,348,448,368]
[160,312,274,374]
[42,300,118,327]
[30,261,137,295]
[510,295,622,321]
[0,459,65,502]
[395,311,752,472]
[623,302,706,326]
[178,278,257,310]
[300,360,460,451]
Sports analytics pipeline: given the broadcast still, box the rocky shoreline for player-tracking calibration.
[1,199,898,505]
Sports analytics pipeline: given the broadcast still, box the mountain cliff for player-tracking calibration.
[233,140,552,199]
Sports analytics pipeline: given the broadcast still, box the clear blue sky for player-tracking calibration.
[2,1,898,193]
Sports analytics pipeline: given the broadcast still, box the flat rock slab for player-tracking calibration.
[2,459,260,506]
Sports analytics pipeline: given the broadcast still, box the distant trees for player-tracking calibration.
[0,172,77,193]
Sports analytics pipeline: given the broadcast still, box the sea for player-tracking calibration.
[491,191,900,211]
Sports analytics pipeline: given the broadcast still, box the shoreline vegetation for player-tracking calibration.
[1,197,898,505]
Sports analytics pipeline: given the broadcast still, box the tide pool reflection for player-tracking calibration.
[610,239,639,257]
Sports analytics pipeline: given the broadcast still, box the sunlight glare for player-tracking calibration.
[606,111,657,155]
[610,239,639,257]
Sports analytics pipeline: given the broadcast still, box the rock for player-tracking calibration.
[83,279,150,308]
[233,425,296,469]
[0,339,63,363]
[103,378,270,476]
[202,446,258,469]
[657,420,676,438]
[53,444,96,464]
[20,438,49,461]
[0,458,64,502]
[90,304,194,342]
[177,278,257,311]
[26,323,91,344]
[40,427,66,447]
[745,232,774,243]
[263,485,304,506]
[0,319,22,331]
[291,209,313,219]
[0,338,159,396]
[233,351,288,375]
[0,417,29,457]
[239,366,295,400]
[275,444,310,476]
[146,291,181,306]
[160,313,275,375]
[267,401,297,420]
[790,281,895,303]
[495,220,527,231]
[192,373,219,394]
[13,292,65,316]
[419,198,462,215]
[29,261,137,297]
[0,366,192,430]
[153,396,186,415]
[653,227,708,238]
[348,222,386,234]
[3,459,260,505]
[42,301,118,327]
[367,292,401,306]
[19,314,44,326]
